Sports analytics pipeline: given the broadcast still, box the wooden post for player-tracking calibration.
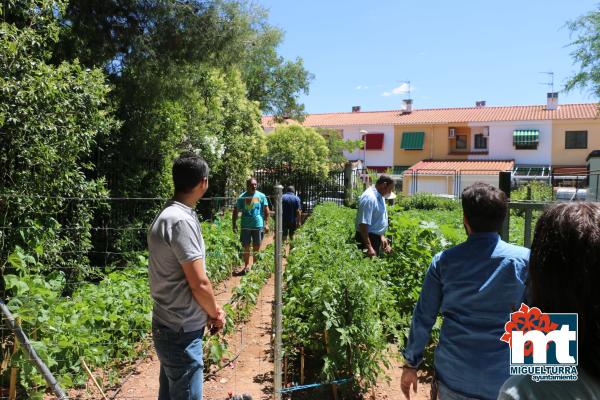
[283,355,288,387]
[300,347,305,385]
[8,318,20,400]
[323,330,338,400]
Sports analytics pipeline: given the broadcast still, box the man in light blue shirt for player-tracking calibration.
[355,174,394,256]
[401,183,529,400]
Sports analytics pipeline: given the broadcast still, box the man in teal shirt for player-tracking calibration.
[232,177,270,274]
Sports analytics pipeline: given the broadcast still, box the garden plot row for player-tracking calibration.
[281,201,458,397]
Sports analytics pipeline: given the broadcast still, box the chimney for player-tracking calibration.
[402,99,413,113]
[352,106,361,112]
[475,100,486,107]
[547,92,558,110]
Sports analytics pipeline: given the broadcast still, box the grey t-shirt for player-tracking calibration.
[498,370,600,400]
[147,200,207,332]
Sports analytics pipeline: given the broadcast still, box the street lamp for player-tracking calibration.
[359,129,368,169]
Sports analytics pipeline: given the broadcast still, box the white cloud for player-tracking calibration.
[392,83,410,94]
[381,83,412,97]
[355,85,369,90]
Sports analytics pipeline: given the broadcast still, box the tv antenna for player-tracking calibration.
[539,72,554,93]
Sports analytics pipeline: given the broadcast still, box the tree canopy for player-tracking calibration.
[316,127,364,169]
[263,125,330,178]
[55,0,313,119]
[566,7,600,99]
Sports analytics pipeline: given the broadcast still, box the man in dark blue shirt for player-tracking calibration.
[401,183,529,400]
[281,186,301,241]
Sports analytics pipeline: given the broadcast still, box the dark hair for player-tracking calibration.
[528,202,600,379]
[286,185,295,193]
[376,174,394,186]
[172,152,209,194]
[246,177,257,185]
[461,182,507,232]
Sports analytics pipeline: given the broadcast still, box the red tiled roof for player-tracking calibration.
[262,103,600,128]
[405,160,515,175]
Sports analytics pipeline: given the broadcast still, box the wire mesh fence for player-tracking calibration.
[0,191,284,399]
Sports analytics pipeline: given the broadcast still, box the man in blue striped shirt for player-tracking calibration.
[401,183,529,400]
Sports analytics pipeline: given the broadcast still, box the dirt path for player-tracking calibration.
[110,236,276,400]
[202,276,275,400]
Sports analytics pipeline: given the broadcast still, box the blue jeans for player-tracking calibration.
[438,380,481,400]
[152,321,205,400]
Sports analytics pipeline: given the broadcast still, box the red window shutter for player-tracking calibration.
[364,133,384,150]
[367,166,388,172]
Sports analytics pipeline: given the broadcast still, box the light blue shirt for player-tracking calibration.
[402,232,529,400]
[355,187,388,235]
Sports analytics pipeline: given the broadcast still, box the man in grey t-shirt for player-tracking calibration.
[148,153,225,400]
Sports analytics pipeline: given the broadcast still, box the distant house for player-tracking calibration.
[262,107,397,173]
[262,94,600,195]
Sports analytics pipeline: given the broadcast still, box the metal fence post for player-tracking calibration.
[0,300,69,400]
[344,163,353,207]
[499,171,512,241]
[274,184,283,400]
[524,208,533,248]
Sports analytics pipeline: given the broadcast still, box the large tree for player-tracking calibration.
[0,0,118,280]
[55,0,312,119]
[105,60,265,199]
[566,7,600,99]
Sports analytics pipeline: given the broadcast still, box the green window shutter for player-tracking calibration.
[513,130,539,145]
[400,132,425,150]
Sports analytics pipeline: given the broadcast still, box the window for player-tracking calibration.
[400,132,425,150]
[456,135,467,149]
[565,131,587,149]
[362,133,384,150]
[513,130,539,150]
[474,134,488,149]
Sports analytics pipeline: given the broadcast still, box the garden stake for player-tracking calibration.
[283,355,288,387]
[80,357,109,400]
[323,330,338,400]
[8,318,19,400]
[300,347,304,385]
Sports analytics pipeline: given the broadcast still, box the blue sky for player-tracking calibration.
[259,0,599,114]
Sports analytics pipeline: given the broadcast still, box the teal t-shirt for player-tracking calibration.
[236,191,269,229]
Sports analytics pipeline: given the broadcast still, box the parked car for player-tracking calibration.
[301,190,346,211]
[554,188,587,201]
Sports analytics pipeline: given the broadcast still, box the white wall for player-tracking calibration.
[467,121,552,165]
[338,124,395,167]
